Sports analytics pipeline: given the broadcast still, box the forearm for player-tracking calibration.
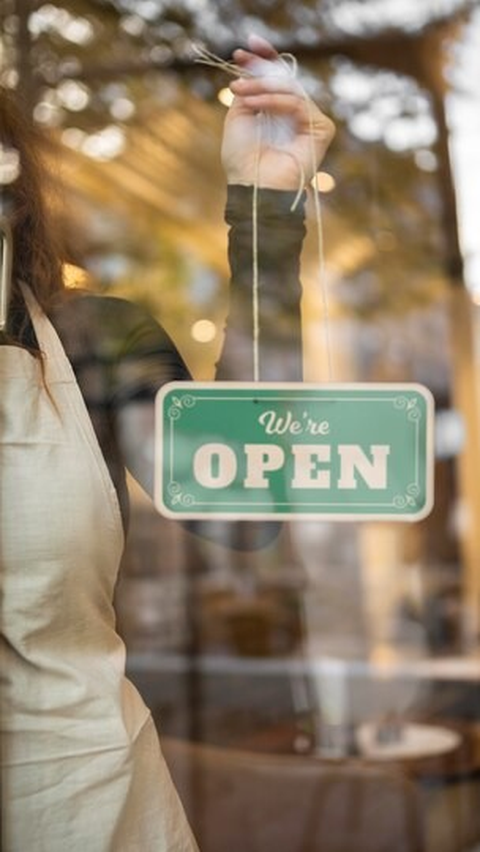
[216,185,306,382]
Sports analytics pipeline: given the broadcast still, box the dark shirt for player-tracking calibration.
[14,186,306,527]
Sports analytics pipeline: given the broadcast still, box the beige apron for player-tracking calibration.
[0,287,198,852]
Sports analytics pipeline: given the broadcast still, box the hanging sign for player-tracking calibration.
[154,382,434,521]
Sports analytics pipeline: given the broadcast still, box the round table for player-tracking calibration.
[355,722,461,761]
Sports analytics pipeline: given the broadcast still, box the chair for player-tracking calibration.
[161,737,425,852]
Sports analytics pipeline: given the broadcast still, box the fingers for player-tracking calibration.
[233,33,278,75]
[228,37,336,149]
[247,34,277,58]
[231,76,301,98]
[231,40,301,99]
[230,79,332,126]
[232,91,334,140]
[233,92,305,116]
[233,34,278,66]
[233,50,274,79]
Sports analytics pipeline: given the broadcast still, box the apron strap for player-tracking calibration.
[19,281,125,544]
[20,283,76,384]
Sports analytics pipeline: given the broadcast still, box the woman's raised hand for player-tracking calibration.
[221,34,335,191]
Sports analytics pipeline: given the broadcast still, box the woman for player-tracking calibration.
[0,35,334,852]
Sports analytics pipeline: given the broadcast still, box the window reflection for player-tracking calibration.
[2,2,480,851]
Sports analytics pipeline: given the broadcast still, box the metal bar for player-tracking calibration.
[0,216,13,331]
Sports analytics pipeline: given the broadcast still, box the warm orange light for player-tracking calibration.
[62,263,90,289]
[312,172,336,193]
[217,87,234,108]
[191,319,217,343]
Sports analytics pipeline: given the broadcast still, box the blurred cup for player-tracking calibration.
[314,657,355,757]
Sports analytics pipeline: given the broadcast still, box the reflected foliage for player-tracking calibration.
[0,0,472,326]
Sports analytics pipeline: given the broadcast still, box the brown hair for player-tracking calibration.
[0,87,65,334]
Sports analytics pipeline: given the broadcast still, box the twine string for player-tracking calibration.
[192,44,253,79]
[252,114,262,381]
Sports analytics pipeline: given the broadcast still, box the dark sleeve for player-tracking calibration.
[52,294,190,528]
[92,296,191,407]
[217,185,306,382]
[61,187,305,405]
[56,294,191,409]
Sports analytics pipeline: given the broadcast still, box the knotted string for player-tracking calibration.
[193,43,333,382]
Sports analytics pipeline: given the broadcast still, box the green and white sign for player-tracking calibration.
[155,382,434,521]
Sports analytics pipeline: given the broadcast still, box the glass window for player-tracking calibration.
[1,2,479,851]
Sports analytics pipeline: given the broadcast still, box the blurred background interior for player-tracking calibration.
[1,1,480,850]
